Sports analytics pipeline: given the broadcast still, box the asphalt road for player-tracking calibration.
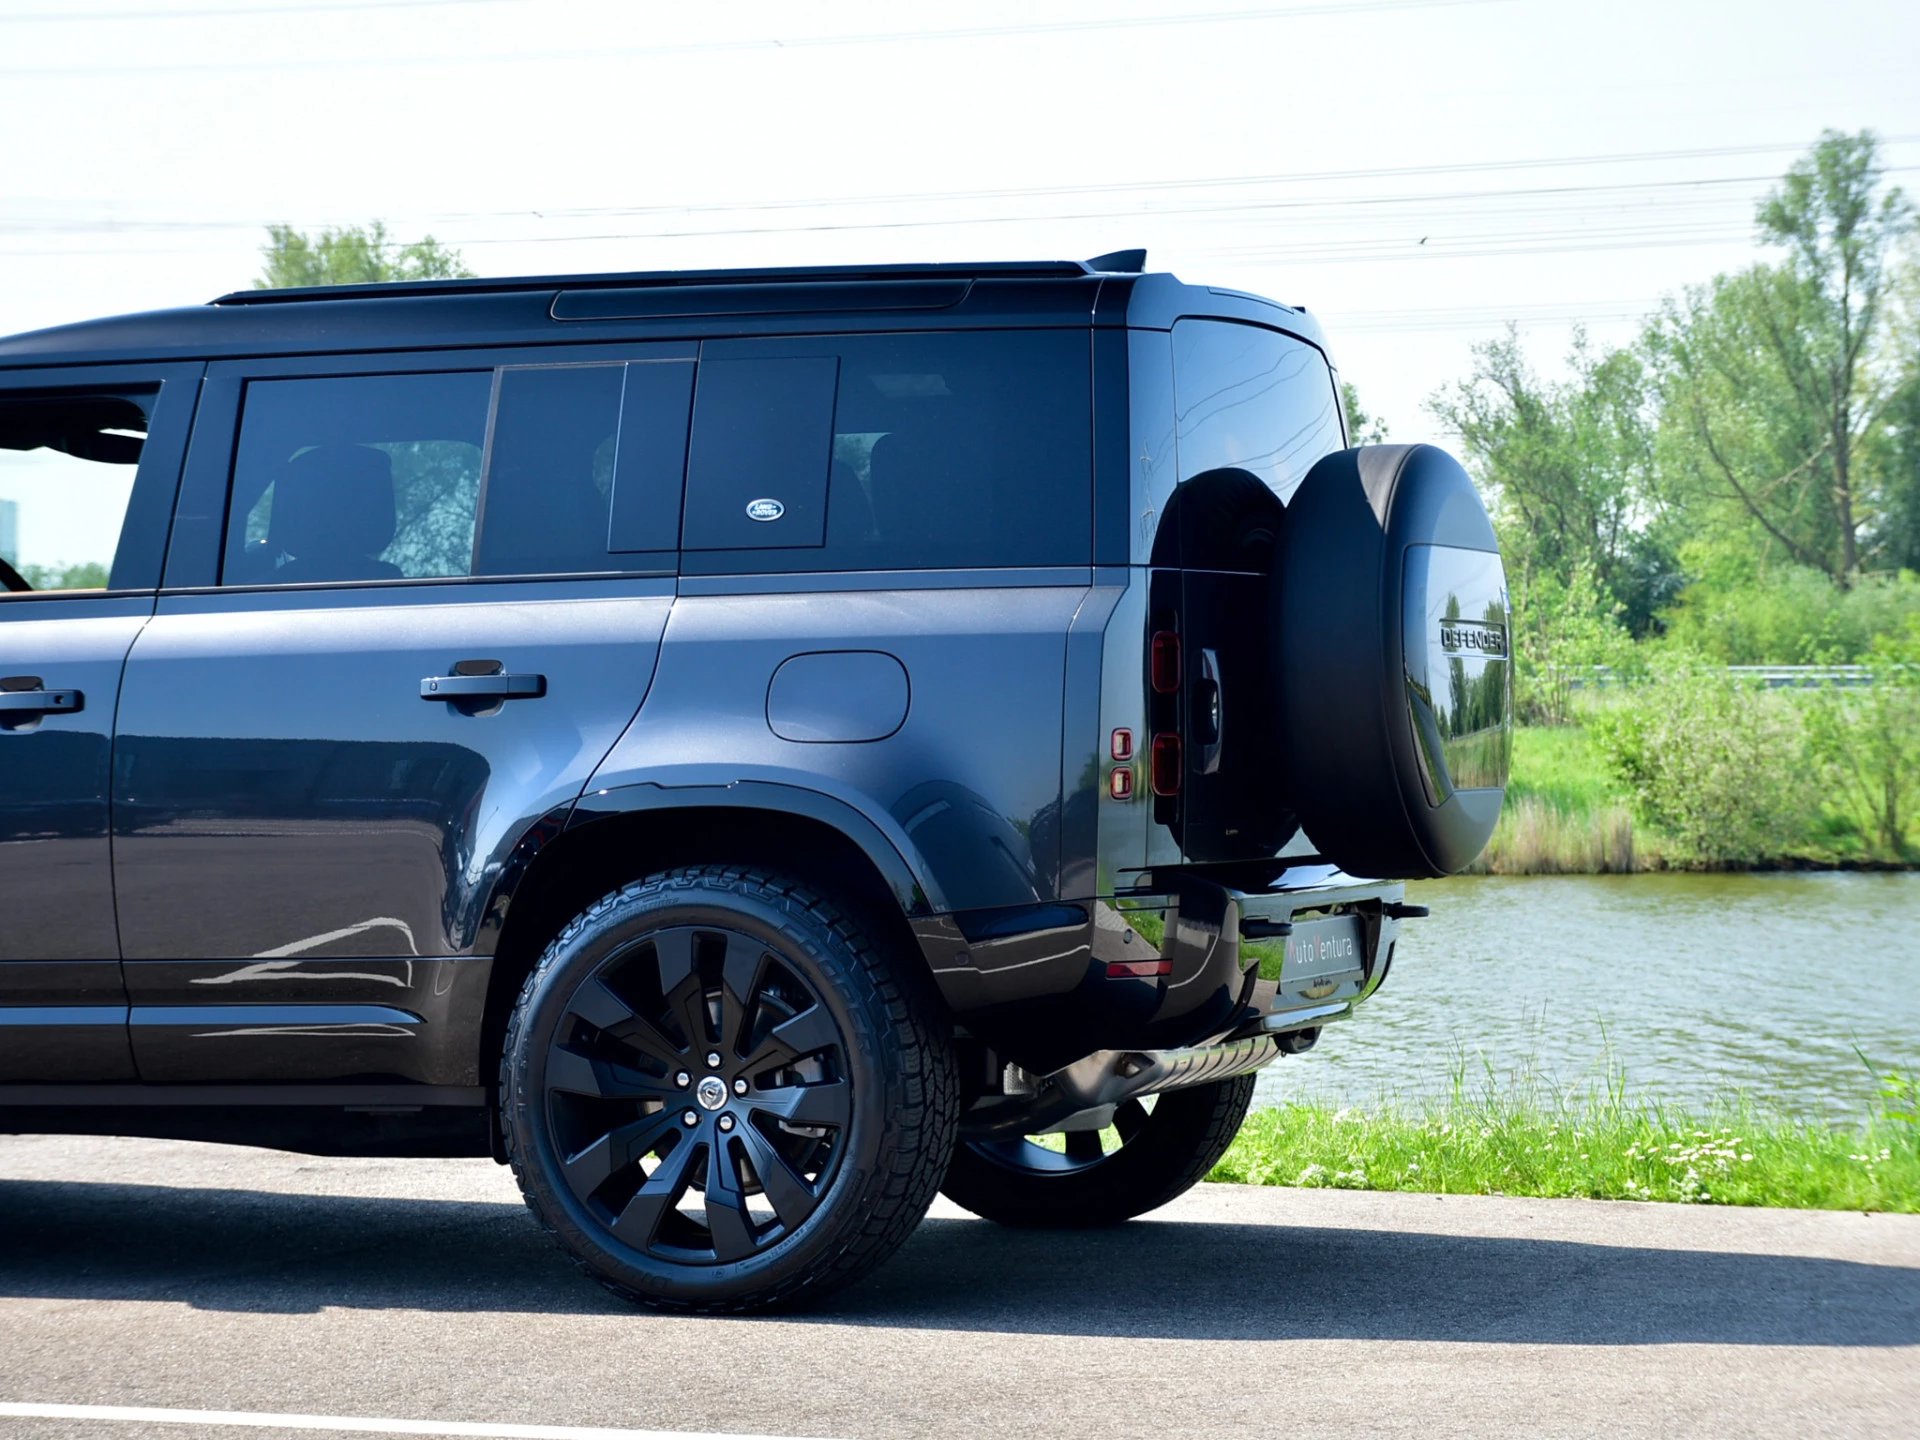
[1,1134,1916,1440]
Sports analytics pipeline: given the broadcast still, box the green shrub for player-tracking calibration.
[1806,622,1920,859]
[1660,561,1920,663]
[1593,656,1821,864]
[1508,560,1637,725]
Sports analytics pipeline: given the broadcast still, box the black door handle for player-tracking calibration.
[0,678,83,716]
[421,672,546,701]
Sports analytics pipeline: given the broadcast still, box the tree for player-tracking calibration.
[1428,326,1668,631]
[254,221,475,289]
[1648,131,1915,587]
[1340,380,1389,445]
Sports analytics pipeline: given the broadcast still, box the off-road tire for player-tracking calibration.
[500,864,958,1312]
[941,1075,1255,1228]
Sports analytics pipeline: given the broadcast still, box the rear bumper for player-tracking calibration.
[921,868,1406,1073]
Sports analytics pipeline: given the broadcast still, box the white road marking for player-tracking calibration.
[0,1403,835,1440]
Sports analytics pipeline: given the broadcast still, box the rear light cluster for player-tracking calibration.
[1151,732,1182,796]
[1150,630,1181,693]
[1108,728,1135,800]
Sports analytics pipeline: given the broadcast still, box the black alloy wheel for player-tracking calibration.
[542,922,850,1264]
[941,1075,1256,1228]
[501,866,957,1312]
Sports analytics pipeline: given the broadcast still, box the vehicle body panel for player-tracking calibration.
[0,360,200,1082]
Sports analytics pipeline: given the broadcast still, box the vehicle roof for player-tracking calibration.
[0,255,1328,370]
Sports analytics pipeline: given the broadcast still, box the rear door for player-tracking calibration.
[110,344,693,1084]
[0,362,198,1082]
[1167,319,1346,864]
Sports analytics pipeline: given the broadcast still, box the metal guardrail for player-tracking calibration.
[1569,664,1884,689]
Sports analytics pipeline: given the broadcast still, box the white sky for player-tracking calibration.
[3,0,1918,569]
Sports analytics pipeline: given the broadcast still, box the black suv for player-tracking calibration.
[0,252,1510,1311]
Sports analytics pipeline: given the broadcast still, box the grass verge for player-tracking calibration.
[1207,1069,1920,1212]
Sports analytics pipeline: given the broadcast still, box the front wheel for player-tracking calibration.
[500,865,958,1313]
[941,1075,1255,1228]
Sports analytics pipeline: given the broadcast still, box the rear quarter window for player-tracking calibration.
[682,330,1092,573]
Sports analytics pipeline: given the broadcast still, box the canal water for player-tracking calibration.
[1253,872,1920,1122]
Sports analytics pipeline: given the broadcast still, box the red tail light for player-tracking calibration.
[1106,959,1172,979]
[1151,732,1182,796]
[1108,767,1133,801]
[1151,631,1181,693]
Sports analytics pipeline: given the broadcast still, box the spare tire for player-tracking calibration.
[1271,444,1511,878]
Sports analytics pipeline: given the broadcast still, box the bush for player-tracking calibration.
[1806,622,1920,859]
[1660,561,1920,663]
[1594,656,1821,864]
[1509,560,1637,725]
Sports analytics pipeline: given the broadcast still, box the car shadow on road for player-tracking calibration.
[0,1179,1912,1347]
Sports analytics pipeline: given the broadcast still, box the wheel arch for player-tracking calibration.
[476,783,944,1139]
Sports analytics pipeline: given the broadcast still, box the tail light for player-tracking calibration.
[1151,732,1182,796]
[1151,630,1181,693]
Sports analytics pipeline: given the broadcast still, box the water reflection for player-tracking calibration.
[1255,872,1920,1122]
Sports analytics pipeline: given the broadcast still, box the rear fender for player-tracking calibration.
[567,775,939,917]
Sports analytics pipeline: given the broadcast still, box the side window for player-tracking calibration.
[472,364,627,577]
[0,388,152,598]
[222,371,491,586]
[683,331,1092,572]
[1171,319,1342,503]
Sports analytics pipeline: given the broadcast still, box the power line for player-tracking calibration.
[0,0,1512,74]
[438,136,1920,223]
[413,168,1920,247]
[0,0,516,21]
[7,137,1912,241]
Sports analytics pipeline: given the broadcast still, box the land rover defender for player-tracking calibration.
[0,251,1511,1311]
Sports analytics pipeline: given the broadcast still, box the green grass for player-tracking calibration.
[1504,722,1630,815]
[1472,723,1640,873]
[1207,1066,1920,1212]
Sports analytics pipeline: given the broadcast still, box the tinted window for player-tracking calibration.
[474,364,625,576]
[1171,319,1341,503]
[682,357,837,551]
[0,389,151,597]
[683,331,1091,572]
[224,372,491,586]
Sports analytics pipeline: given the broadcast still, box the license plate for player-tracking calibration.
[1280,914,1367,1000]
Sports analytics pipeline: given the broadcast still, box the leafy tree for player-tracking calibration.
[1340,380,1389,445]
[254,222,474,289]
[1428,326,1669,631]
[1648,131,1915,586]
[18,561,109,591]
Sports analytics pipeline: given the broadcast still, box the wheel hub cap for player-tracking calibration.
[695,1075,729,1111]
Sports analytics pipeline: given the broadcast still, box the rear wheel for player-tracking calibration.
[500,865,957,1312]
[941,1075,1255,1228]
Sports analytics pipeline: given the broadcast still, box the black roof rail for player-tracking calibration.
[211,257,1120,307]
